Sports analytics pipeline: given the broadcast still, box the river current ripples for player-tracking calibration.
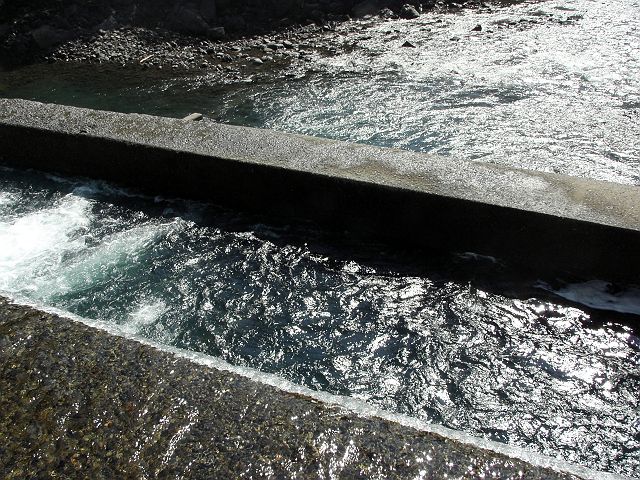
[209,0,640,185]
[0,169,638,476]
[3,0,639,184]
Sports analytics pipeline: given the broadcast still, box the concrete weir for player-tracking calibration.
[0,296,623,479]
[0,98,639,283]
[0,99,637,478]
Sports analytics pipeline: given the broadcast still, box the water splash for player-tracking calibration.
[0,194,91,293]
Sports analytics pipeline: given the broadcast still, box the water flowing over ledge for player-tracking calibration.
[1,98,639,476]
[0,296,631,480]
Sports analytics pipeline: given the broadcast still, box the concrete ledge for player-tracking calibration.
[0,98,639,282]
[0,297,595,479]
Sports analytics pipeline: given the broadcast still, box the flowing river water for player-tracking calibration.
[1,0,639,476]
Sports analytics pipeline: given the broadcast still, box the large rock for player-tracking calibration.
[200,0,217,23]
[207,26,226,39]
[221,15,245,32]
[352,0,386,17]
[97,14,118,31]
[30,25,73,50]
[168,5,211,35]
[399,3,420,18]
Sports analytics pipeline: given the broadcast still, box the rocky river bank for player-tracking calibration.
[0,0,490,78]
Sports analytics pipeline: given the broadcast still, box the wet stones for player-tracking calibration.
[38,21,354,81]
[2,0,496,76]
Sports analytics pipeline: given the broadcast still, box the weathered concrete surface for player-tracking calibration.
[0,296,590,479]
[0,98,639,283]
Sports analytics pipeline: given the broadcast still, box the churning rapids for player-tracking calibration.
[0,168,639,476]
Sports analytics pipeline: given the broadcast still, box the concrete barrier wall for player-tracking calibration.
[0,98,638,283]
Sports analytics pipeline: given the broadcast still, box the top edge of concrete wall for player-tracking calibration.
[1,98,638,232]
[0,98,638,283]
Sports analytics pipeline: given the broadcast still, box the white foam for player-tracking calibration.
[44,172,151,200]
[0,195,92,293]
[0,188,184,304]
[31,220,181,303]
[538,280,640,315]
[124,298,168,334]
[0,191,18,207]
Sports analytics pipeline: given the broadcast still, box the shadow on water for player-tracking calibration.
[0,62,211,116]
[3,165,638,328]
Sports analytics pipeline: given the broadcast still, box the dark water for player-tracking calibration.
[0,168,638,476]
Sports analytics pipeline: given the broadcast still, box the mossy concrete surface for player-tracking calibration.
[0,297,587,479]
